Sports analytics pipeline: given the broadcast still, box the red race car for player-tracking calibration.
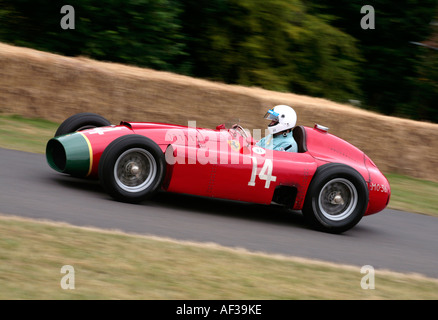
[46,112,391,233]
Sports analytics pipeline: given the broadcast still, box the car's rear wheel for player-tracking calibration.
[302,163,369,234]
[55,113,111,137]
[98,135,166,203]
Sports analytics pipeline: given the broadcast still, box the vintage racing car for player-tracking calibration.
[46,112,391,233]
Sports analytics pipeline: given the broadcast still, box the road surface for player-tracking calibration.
[1,148,437,278]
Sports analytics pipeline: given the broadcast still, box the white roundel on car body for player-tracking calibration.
[252,146,266,155]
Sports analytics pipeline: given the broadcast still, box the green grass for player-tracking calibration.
[0,114,59,153]
[0,215,437,300]
[386,174,438,217]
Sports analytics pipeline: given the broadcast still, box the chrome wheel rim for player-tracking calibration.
[114,148,157,193]
[318,178,358,221]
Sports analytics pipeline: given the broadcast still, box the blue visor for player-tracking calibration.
[264,109,279,121]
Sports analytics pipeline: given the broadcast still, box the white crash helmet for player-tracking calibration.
[264,105,297,135]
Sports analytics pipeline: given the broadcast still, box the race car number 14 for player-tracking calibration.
[248,157,277,189]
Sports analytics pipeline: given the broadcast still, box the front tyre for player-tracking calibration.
[302,163,369,234]
[98,135,166,203]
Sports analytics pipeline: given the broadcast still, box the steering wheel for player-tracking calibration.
[230,124,250,140]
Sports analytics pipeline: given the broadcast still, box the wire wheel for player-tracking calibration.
[99,134,166,203]
[303,163,368,234]
[318,178,358,221]
[114,148,157,193]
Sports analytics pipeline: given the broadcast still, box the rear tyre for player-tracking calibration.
[98,135,166,203]
[55,113,111,137]
[302,163,369,234]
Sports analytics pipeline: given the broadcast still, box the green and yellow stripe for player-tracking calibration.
[78,132,93,177]
[46,132,93,177]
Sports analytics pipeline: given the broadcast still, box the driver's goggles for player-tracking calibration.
[264,109,279,121]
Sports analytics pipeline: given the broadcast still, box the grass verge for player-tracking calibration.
[1,214,437,300]
[386,174,438,216]
[0,114,59,153]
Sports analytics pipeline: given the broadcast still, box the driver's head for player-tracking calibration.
[264,105,297,135]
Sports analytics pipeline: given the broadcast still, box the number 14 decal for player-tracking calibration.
[248,157,277,189]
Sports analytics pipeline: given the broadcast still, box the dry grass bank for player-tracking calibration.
[1,42,437,180]
[1,214,438,299]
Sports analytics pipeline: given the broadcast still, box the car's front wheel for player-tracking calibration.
[98,135,166,203]
[302,163,369,234]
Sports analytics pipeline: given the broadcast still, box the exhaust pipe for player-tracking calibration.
[46,132,92,177]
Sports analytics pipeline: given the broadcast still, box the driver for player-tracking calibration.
[256,105,298,152]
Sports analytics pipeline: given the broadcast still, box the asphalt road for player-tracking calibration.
[1,147,438,278]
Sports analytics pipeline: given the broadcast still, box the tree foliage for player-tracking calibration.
[179,0,362,100]
[0,0,185,71]
[308,0,438,121]
[0,0,437,122]
[410,47,438,121]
